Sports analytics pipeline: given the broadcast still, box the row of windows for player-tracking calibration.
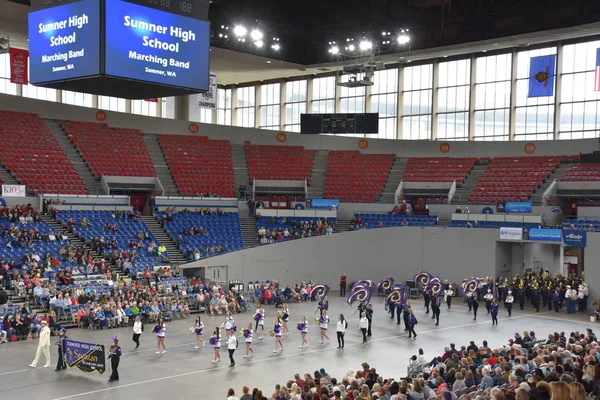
[1,39,600,140]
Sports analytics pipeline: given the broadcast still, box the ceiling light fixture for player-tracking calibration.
[348,44,355,51]
[329,46,339,55]
[271,44,280,51]
[255,40,263,48]
[397,34,410,45]
[233,25,247,37]
[250,29,263,41]
[359,40,372,51]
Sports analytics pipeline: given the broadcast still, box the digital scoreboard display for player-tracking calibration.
[27,0,210,98]
[28,0,101,84]
[104,0,210,91]
[300,113,379,134]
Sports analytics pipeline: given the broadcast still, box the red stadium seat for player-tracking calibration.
[246,143,314,181]
[61,120,155,178]
[561,164,600,181]
[402,157,476,183]
[159,134,235,197]
[0,111,87,194]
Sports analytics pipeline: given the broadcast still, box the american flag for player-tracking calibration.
[595,48,600,91]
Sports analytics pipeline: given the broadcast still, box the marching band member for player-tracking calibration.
[227,330,237,368]
[484,289,494,314]
[466,291,474,311]
[318,309,330,344]
[490,299,499,326]
[407,308,418,339]
[471,293,479,321]
[254,305,265,339]
[273,316,284,353]
[423,290,431,314]
[281,304,290,336]
[357,301,367,326]
[505,290,514,317]
[55,325,67,371]
[431,296,441,326]
[518,285,526,310]
[298,315,309,349]
[336,314,348,349]
[359,312,368,344]
[210,327,221,364]
[224,311,235,333]
[552,288,561,313]
[108,335,121,383]
[366,303,373,336]
[193,316,205,348]
[243,323,254,358]
[154,317,166,355]
[444,284,453,309]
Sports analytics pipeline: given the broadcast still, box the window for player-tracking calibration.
[338,74,366,137]
[514,47,557,140]
[161,97,175,119]
[474,53,512,141]
[132,99,159,117]
[23,60,56,101]
[559,40,600,139]
[259,83,280,130]
[402,64,433,140]
[0,54,17,95]
[217,88,232,125]
[98,96,127,112]
[312,76,335,114]
[187,94,212,123]
[437,59,470,141]
[370,69,398,139]
[62,91,94,108]
[284,80,306,132]
[236,86,255,128]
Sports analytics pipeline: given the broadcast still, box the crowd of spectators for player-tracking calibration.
[224,327,600,400]
[257,217,336,244]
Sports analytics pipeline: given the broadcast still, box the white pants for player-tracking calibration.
[31,346,51,367]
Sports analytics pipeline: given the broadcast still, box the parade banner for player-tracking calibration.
[562,230,587,248]
[64,339,106,374]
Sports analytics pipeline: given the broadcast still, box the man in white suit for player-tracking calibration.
[29,320,51,368]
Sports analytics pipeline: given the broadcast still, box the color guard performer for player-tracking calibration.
[407,308,418,339]
[431,296,441,326]
[472,293,479,321]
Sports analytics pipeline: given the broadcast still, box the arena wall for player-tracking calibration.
[584,234,600,304]
[0,94,596,157]
[184,227,500,289]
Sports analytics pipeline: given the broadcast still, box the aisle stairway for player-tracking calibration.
[231,143,250,194]
[141,216,187,264]
[143,134,179,196]
[0,163,20,185]
[44,119,104,194]
[378,157,408,204]
[336,218,352,232]
[240,216,259,248]
[450,164,488,205]
[308,150,328,199]
[532,162,573,205]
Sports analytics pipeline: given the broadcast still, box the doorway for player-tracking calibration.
[206,266,228,288]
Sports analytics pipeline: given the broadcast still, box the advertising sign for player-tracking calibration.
[2,185,26,197]
[528,228,562,242]
[499,227,523,241]
[562,230,587,247]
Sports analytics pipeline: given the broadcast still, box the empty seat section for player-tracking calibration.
[562,164,600,181]
[324,151,394,202]
[403,157,476,182]
[353,213,436,228]
[57,210,162,268]
[158,135,235,197]
[157,212,244,259]
[246,143,314,181]
[469,156,561,204]
[0,111,87,194]
[61,121,155,177]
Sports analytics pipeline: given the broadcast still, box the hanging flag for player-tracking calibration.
[594,48,600,92]
[9,48,28,85]
[528,55,556,98]
[144,98,158,102]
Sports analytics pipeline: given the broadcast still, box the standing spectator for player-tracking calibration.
[247,199,255,218]
[239,183,247,200]
[29,320,51,368]
[339,273,347,297]
[0,287,8,315]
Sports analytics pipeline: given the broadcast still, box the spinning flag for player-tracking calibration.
[528,55,556,97]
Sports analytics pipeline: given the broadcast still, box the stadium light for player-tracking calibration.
[397,34,410,45]
[359,40,372,51]
[348,44,355,51]
[255,40,264,48]
[329,46,339,55]
[271,44,280,51]
[233,25,247,37]
[250,29,263,41]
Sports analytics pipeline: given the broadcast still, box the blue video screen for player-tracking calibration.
[28,0,101,84]
[104,0,210,91]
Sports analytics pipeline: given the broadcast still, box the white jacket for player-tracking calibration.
[133,321,143,334]
[359,317,368,329]
[336,320,348,333]
[227,335,237,350]
[38,326,51,348]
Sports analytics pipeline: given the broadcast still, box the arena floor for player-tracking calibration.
[0,296,595,400]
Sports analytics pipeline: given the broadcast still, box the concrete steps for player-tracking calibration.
[240,216,258,247]
[141,216,187,264]
[0,162,20,186]
[231,143,250,196]
[143,134,179,196]
[532,162,573,205]
[451,164,488,204]
[44,119,103,194]
[379,157,408,204]
[336,218,353,232]
[308,150,328,199]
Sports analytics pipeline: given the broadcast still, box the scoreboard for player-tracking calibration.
[300,113,379,135]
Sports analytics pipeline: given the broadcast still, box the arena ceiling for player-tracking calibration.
[2,0,600,85]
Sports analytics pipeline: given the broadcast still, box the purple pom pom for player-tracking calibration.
[254,313,261,321]
[112,334,118,341]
